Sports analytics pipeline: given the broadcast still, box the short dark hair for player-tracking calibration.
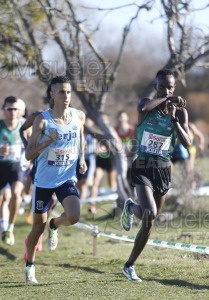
[2,96,18,109]
[155,69,174,79]
[50,75,71,86]
[50,76,71,93]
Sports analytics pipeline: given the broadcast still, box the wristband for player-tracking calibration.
[171,117,179,123]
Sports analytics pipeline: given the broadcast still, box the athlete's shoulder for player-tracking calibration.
[73,108,86,123]
[175,107,188,117]
[33,112,46,129]
[138,97,151,112]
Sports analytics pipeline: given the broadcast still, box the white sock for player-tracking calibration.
[7,223,14,231]
[0,218,9,232]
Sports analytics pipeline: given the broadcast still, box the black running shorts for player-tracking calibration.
[131,158,171,196]
[0,161,22,190]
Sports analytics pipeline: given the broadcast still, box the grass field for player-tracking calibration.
[1,200,209,300]
[1,158,209,300]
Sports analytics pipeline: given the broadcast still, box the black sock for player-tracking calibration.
[26,261,35,267]
[49,218,57,230]
[125,262,133,268]
[128,203,133,214]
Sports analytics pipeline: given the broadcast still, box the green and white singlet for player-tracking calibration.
[0,120,23,161]
[137,108,177,162]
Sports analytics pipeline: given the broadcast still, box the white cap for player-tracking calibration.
[17,99,26,110]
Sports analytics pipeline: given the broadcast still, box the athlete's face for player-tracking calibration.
[51,83,71,108]
[118,112,129,123]
[3,103,20,121]
[155,75,176,98]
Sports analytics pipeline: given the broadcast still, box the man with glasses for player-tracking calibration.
[0,96,24,245]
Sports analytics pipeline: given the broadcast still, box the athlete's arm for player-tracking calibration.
[19,112,40,148]
[138,97,168,113]
[168,104,191,148]
[78,110,87,174]
[25,114,57,161]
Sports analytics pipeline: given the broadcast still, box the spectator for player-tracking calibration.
[0,96,25,245]
[90,113,117,213]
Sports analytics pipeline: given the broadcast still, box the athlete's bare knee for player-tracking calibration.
[143,208,157,222]
[65,215,79,225]
[32,222,45,235]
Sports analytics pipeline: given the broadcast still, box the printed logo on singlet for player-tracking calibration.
[57,131,77,142]
[147,118,158,126]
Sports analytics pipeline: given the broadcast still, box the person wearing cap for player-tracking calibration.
[17,98,26,118]
[0,96,25,245]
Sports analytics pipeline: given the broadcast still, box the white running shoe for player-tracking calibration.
[24,265,38,284]
[47,226,58,251]
[122,265,142,282]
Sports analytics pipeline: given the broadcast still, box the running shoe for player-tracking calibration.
[23,234,43,262]
[47,225,58,251]
[120,198,134,231]
[24,265,38,284]
[36,234,43,252]
[122,265,142,282]
[23,251,28,263]
[1,231,6,242]
[88,204,97,214]
[3,229,15,245]
[24,234,43,252]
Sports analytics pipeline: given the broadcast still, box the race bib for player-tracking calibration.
[48,148,76,166]
[140,131,171,156]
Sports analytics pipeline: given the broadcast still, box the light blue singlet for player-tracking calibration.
[34,107,81,188]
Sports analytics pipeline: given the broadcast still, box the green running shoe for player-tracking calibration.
[3,229,15,245]
[120,198,134,231]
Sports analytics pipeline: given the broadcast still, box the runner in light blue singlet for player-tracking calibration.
[34,107,80,188]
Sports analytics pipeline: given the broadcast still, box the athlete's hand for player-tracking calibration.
[0,144,9,156]
[167,101,177,119]
[43,129,58,142]
[167,96,186,108]
[48,129,58,141]
[79,160,88,174]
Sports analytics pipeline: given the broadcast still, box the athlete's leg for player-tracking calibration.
[52,195,80,227]
[1,187,11,225]
[154,191,166,214]
[47,193,58,219]
[108,169,117,190]
[9,181,23,225]
[91,167,104,197]
[26,212,48,263]
[125,184,164,266]
[0,187,11,236]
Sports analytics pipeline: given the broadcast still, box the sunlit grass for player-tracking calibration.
[0,158,209,299]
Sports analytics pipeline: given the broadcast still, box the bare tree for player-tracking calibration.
[0,0,209,207]
[142,0,209,97]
